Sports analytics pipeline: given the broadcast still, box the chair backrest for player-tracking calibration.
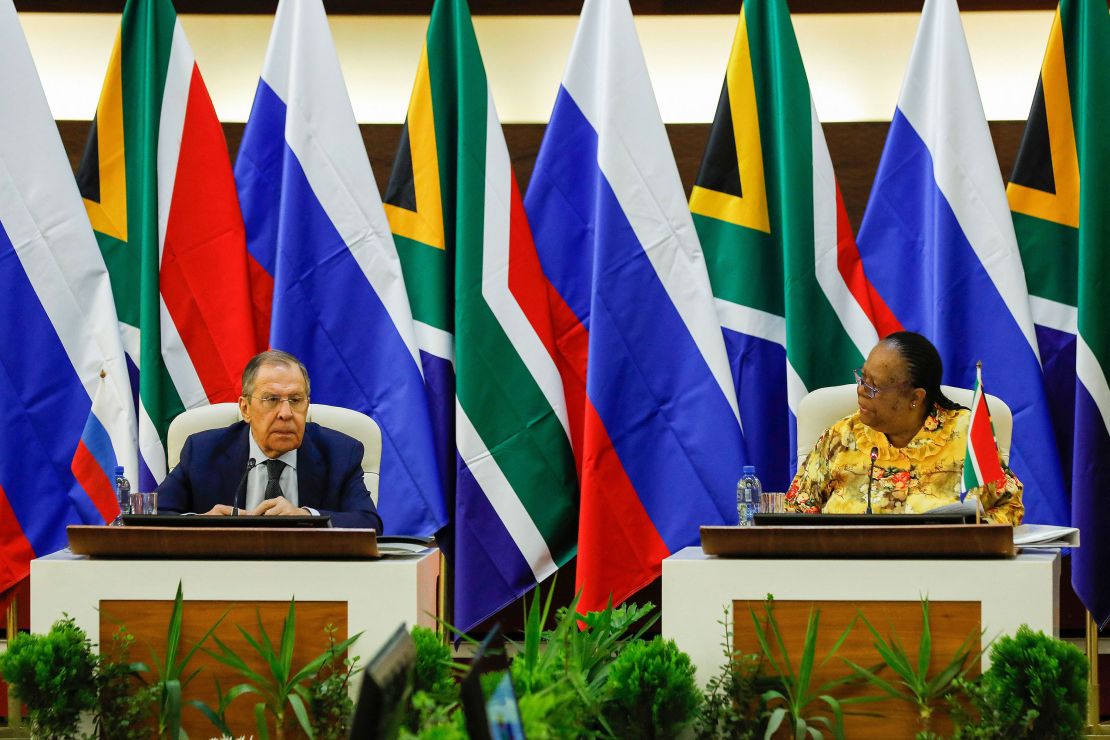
[794,384,1012,468]
[166,402,382,504]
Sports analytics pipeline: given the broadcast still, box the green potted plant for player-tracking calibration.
[696,607,767,740]
[601,635,702,739]
[203,597,361,739]
[0,616,98,738]
[950,625,1087,739]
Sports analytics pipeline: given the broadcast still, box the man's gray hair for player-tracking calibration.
[241,350,311,397]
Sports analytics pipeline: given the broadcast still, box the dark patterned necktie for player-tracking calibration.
[264,459,286,500]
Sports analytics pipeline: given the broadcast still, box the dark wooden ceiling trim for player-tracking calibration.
[15,1,1065,15]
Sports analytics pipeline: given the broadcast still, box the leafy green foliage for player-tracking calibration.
[95,626,157,740]
[412,626,458,700]
[147,581,226,739]
[750,599,860,740]
[949,626,1087,740]
[507,580,657,736]
[842,599,985,735]
[308,624,360,740]
[203,597,361,739]
[401,626,462,736]
[0,616,97,739]
[602,635,701,739]
[696,608,767,740]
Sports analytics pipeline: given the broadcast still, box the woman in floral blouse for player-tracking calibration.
[785,331,1024,525]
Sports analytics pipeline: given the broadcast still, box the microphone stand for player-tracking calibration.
[232,458,257,517]
[866,446,878,515]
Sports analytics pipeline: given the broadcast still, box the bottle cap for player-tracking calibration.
[742,465,756,475]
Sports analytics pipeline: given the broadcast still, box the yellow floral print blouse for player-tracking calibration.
[785,404,1024,525]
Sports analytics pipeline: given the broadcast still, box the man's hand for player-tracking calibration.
[202,504,237,516]
[252,496,309,517]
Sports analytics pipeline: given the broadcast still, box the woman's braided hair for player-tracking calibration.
[880,331,964,412]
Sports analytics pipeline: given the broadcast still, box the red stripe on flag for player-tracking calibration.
[969,392,1006,488]
[0,484,37,593]
[160,65,262,402]
[506,175,587,468]
[577,399,672,614]
[834,184,903,338]
[71,441,120,523]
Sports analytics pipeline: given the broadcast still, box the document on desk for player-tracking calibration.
[1013,524,1080,548]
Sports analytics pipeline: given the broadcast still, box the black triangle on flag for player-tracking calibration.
[1010,77,1056,196]
[76,114,102,204]
[384,119,417,212]
[694,80,743,199]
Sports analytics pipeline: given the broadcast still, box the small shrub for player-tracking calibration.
[412,626,457,699]
[602,636,702,740]
[308,624,360,740]
[952,626,1087,740]
[0,616,98,739]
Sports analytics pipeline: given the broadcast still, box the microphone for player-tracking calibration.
[232,458,256,517]
[866,446,878,515]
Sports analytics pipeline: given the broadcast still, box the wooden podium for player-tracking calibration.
[31,527,439,736]
[662,527,1058,739]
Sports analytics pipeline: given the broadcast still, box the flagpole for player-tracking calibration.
[1087,610,1110,735]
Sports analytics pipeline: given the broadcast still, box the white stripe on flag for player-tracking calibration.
[480,90,571,438]
[897,0,1040,360]
[456,403,555,582]
[414,321,454,366]
[810,100,878,358]
[1078,336,1110,434]
[715,298,785,346]
[1029,295,1078,335]
[561,0,740,425]
[157,20,192,261]
[138,399,167,481]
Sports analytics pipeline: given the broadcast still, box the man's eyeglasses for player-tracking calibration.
[853,370,908,399]
[247,395,309,412]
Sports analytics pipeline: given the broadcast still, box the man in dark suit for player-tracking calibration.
[157,350,383,531]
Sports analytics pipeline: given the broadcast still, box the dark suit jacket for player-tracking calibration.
[157,421,383,531]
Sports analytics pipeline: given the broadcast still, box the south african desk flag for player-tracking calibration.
[963,362,1006,494]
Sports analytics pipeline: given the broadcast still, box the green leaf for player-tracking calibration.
[917,600,932,681]
[765,706,787,739]
[254,701,270,740]
[288,691,314,738]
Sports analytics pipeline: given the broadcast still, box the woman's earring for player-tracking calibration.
[911,402,916,408]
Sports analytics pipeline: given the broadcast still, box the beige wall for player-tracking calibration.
[19,10,1054,123]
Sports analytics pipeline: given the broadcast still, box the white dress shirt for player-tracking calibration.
[245,432,301,511]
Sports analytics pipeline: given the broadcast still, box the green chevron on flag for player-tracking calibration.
[689,0,895,490]
[384,0,578,630]
[76,0,268,488]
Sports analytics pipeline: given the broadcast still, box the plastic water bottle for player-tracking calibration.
[736,465,762,526]
[114,466,132,517]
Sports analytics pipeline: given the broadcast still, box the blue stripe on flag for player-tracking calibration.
[0,219,85,555]
[79,405,118,485]
[236,81,446,536]
[527,89,741,550]
[1072,383,1110,623]
[724,329,792,492]
[454,455,537,628]
[856,110,1067,525]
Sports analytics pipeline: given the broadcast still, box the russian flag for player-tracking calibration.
[234,0,445,536]
[856,0,1066,525]
[524,0,744,613]
[0,0,136,592]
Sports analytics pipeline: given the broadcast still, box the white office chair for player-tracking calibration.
[166,402,382,505]
[794,384,1012,469]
